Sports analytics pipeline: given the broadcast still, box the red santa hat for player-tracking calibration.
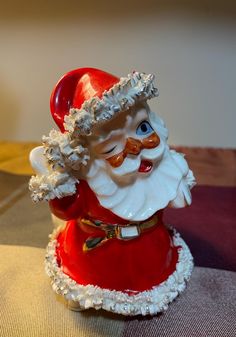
[50,68,158,135]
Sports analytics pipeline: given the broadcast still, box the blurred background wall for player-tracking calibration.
[0,0,235,147]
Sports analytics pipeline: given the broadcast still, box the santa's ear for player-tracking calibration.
[29,146,49,175]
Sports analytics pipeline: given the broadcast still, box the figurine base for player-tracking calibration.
[45,225,193,316]
[67,300,85,312]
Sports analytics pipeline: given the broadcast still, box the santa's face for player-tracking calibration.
[89,103,165,182]
[86,103,187,221]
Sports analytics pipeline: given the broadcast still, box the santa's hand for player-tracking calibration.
[49,181,86,220]
[168,150,196,208]
[169,180,192,208]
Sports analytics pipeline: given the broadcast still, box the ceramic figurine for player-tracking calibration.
[29,68,196,316]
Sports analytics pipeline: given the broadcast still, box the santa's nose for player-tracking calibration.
[125,137,142,155]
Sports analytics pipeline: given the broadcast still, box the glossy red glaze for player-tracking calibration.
[56,220,178,293]
[50,68,119,132]
[50,180,179,293]
[49,180,127,225]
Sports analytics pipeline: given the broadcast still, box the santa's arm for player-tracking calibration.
[49,181,86,221]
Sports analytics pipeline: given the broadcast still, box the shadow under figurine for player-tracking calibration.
[29,68,196,316]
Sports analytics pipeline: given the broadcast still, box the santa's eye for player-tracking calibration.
[102,145,117,155]
[136,121,153,136]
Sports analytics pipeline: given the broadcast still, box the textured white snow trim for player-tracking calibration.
[29,172,77,202]
[45,227,193,316]
[43,130,90,170]
[64,72,158,136]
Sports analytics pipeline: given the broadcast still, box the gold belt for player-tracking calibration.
[81,214,158,252]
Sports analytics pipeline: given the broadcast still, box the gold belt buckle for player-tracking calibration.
[117,225,140,240]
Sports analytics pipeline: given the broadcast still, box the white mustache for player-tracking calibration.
[141,141,165,161]
[111,156,140,176]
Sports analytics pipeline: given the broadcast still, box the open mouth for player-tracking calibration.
[138,160,153,173]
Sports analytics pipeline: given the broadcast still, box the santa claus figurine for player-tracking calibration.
[29,68,195,316]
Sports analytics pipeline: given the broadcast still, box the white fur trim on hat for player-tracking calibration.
[64,72,158,136]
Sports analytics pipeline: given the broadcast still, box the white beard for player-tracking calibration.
[86,112,196,222]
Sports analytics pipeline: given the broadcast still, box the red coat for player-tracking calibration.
[49,180,178,293]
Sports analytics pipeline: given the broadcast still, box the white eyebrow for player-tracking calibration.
[93,107,148,147]
[133,109,148,124]
[95,114,132,144]
[97,129,124,144]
